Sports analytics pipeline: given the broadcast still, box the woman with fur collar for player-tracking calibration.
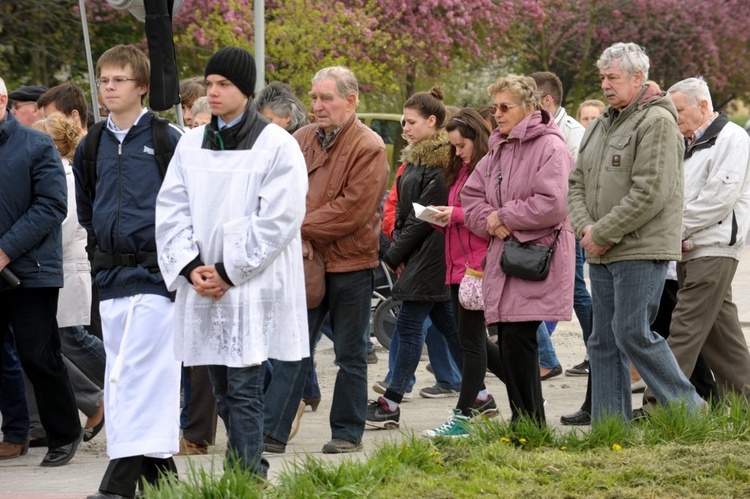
[366,88,463,430]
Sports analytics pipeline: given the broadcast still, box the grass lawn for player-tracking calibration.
[145,399,750,498]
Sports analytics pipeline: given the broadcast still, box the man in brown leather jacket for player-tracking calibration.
[263,66,388,454]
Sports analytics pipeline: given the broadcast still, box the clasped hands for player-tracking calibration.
[580,225,612,256]
[189,265,229,301]
[486,211,513,239]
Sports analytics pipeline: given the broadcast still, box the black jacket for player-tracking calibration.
[384,130,451,301]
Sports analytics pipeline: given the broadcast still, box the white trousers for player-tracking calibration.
[100,294,181,459]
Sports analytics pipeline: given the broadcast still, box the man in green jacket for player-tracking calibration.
[567,42,704,422]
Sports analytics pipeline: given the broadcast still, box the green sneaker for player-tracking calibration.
[422,409,470,438]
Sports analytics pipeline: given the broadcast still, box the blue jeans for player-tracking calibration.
[0,329,29,444]
[383,300,462,403]
[59,325,106,388]
[573,239,593,345]
[537,322,560,369]
[208,364,268,477]
[384,317,461,391]
[264,269,373,445]
[588,261,703,421]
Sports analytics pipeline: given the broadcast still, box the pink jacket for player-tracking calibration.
[461,110,575,324]
[440,163,489,285]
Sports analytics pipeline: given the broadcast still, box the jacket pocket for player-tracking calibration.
[604,136,632,172]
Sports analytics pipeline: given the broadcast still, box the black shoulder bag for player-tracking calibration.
[500,229,561,281]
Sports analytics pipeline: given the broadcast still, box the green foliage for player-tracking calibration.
[143,398,750,498]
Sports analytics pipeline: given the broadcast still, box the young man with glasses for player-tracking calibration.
[72,44,184,499]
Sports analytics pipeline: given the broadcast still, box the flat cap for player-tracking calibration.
[9,85,48,102]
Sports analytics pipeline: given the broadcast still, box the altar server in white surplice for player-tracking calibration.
[155,47,309,478]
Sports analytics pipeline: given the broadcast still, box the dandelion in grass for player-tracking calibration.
[519,438,527,444]
[612,444,622,451]
[560,446,566,451]
[501,437,511,443]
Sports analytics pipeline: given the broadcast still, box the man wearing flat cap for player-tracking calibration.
[9,85,46,126]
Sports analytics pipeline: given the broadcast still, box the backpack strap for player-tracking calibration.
[150,114,175,177]
[82,120,106,201]
[83,115,175,202]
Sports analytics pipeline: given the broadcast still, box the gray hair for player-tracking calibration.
[0,77,6,96]
[254,82,309,133]
[312,66,359,107]
[597,43,650,82]
[190,96,211,116]
[668,77,714,112]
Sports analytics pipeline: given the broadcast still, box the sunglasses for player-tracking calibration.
[490,103,518,114]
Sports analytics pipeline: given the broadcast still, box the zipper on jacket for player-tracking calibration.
[117,142,122,250]
[497,170,503,206]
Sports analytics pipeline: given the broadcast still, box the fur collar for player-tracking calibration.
[400,129,451,169]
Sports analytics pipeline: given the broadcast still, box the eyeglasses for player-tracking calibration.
[11,102,36,111]
[95,77,137,88]
[490,103,518,114]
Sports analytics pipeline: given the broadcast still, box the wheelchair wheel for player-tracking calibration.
[372,296,401,350]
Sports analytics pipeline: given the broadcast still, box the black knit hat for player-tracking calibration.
[205,47,256,98]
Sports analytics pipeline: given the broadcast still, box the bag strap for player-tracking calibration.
[549,228,562,251]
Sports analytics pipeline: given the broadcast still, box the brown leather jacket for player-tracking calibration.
[294,115,389,273]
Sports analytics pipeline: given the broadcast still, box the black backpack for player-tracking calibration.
[82,114,174,200]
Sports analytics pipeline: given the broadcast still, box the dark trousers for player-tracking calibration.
[450,285,488,414]
[0,287,80,448]
[100,455,178,497]
[264,269,373,445]
[180,365,219,445]
[0,330,29,444]
[487,321,545,424]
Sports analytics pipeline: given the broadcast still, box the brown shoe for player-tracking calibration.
[0,440,29,460]
[176,438,208,456]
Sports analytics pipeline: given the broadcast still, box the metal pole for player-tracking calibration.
[78,0,101,123]
[254,0,264,95]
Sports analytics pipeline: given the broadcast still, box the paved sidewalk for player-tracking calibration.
[3,245,750,498]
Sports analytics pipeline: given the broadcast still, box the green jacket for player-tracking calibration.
[567,86,684,263]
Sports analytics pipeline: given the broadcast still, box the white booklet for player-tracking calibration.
[412,202,447,227]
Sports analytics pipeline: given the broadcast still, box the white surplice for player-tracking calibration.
[155,124,309,367]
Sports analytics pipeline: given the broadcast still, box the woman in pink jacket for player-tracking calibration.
[462,75,575,425]
[423,108,497,437]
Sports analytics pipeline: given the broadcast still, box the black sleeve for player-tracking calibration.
[214,262,235,287]
[180,256,204,284]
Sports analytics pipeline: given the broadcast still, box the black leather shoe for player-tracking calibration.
[560,409,591,426]
[40,431,82,467]
[86,492,129,499]
[541,364,563,381]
